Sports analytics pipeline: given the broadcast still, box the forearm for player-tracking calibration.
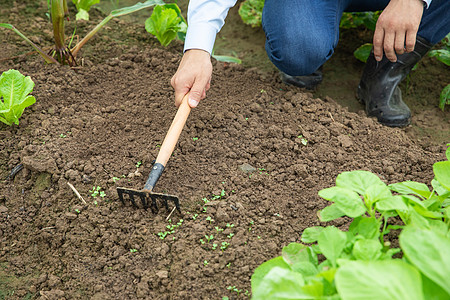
[184,0,238,54]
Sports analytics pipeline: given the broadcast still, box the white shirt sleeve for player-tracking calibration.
[184,0,238,54]
[423,0,432,8]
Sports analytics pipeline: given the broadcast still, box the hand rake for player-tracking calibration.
[117,94,191,213]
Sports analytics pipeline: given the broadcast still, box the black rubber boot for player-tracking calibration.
[357,36,433,127]
[280,66,323,90]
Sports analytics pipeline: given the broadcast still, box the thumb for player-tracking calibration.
[188,78,208,108]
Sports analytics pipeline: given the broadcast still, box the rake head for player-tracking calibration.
[117,187,181,214]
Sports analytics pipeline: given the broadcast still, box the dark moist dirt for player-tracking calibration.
[0,2,448,299]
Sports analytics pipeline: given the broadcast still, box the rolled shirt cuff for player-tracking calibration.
[183,23,218,55]
[423,0,431,8]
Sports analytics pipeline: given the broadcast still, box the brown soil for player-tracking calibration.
[0,1,448,299]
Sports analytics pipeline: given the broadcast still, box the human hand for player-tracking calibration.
[373,0,424,62]
[171,49,212,108]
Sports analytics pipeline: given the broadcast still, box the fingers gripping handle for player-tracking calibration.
[143,94,191,191]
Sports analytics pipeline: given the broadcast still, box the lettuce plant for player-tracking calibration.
[0,70,36,126]
[251,148,450,299]
[0,0,164,66]
[145,3,187,47]
[72,0,100,20]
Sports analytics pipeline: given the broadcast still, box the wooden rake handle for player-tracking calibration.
[155,94,191,166]
[144,94,191,191]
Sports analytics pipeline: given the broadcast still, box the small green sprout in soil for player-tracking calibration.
[90,186,105,198]
[192,213,199,220]
[298,135,308,145]
[249,220,254,231]
[135,161,142,168]
[212,243,218,250]
[206,216,213,224]
[227,233,234,239]
[193,137,199,141]
[130,249,138,253]
[203,260,208,266]
[112,177,120,183]
[205,234,214,243]
[74,209,80,214]
[226,263,231,268]
[221,241,230,251]
[157,219,183,240]
[215,226,224,233]
[226,223,235,228]
[227,286,242,296]
[258,168,269,175]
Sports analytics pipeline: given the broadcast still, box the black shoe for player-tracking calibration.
[280,67,323,90]
[357,36,433,127]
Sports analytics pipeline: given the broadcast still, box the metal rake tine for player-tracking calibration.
[150,195,158,214]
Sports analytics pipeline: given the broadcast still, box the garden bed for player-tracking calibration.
[0,1,448,299]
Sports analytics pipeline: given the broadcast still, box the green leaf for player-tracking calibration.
[251,267,312,300]
[317,203,345,222]
[75,8,90,21]
[428,49,450,66]
[0,69,36,126]
[376,195,408,212]
[389,181,432,199]
[364,184,392,208]
[335,170,385,195]
[110,0,164,17]
[354,43,373,63]
[446,143,450,161]
[318,187,366,218]
[352,239,382,260]
[422,273,450,300]
[335,260,424,300]
[145,4,185,47]
[348,216,381,240]
[291,261,318,278]
[72,0,100,20]
[238,0,264,28]
[212,54,242,64]
[301,226,324,244]
[282,243,317,266]
[317,226,347,267]
[434,161,450,190]
[251,256,290,292]
[400,226,450,294]
[439,84,450,111]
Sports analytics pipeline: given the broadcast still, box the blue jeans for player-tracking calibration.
[262,0,450,76]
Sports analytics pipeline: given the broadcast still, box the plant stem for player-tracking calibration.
[71,16,112,57]
[51,0,67,58]
[0,23,58,64]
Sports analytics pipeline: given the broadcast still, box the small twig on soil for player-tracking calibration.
[67,182,87,205]
[166,206,176,221]
[328,112,335,122]
[42,226,56,230]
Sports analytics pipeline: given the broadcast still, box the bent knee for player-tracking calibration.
[265,32,333,76]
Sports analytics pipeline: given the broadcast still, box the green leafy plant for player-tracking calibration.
[340,11,380,31]
[238,0,264,28]
[353,43,373,63]
[72,0,100,20]
[428,33,450,110]
[0,70,36,126]
[1,0,164,66]
[145,3,187,47]
[251,149,450,299]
